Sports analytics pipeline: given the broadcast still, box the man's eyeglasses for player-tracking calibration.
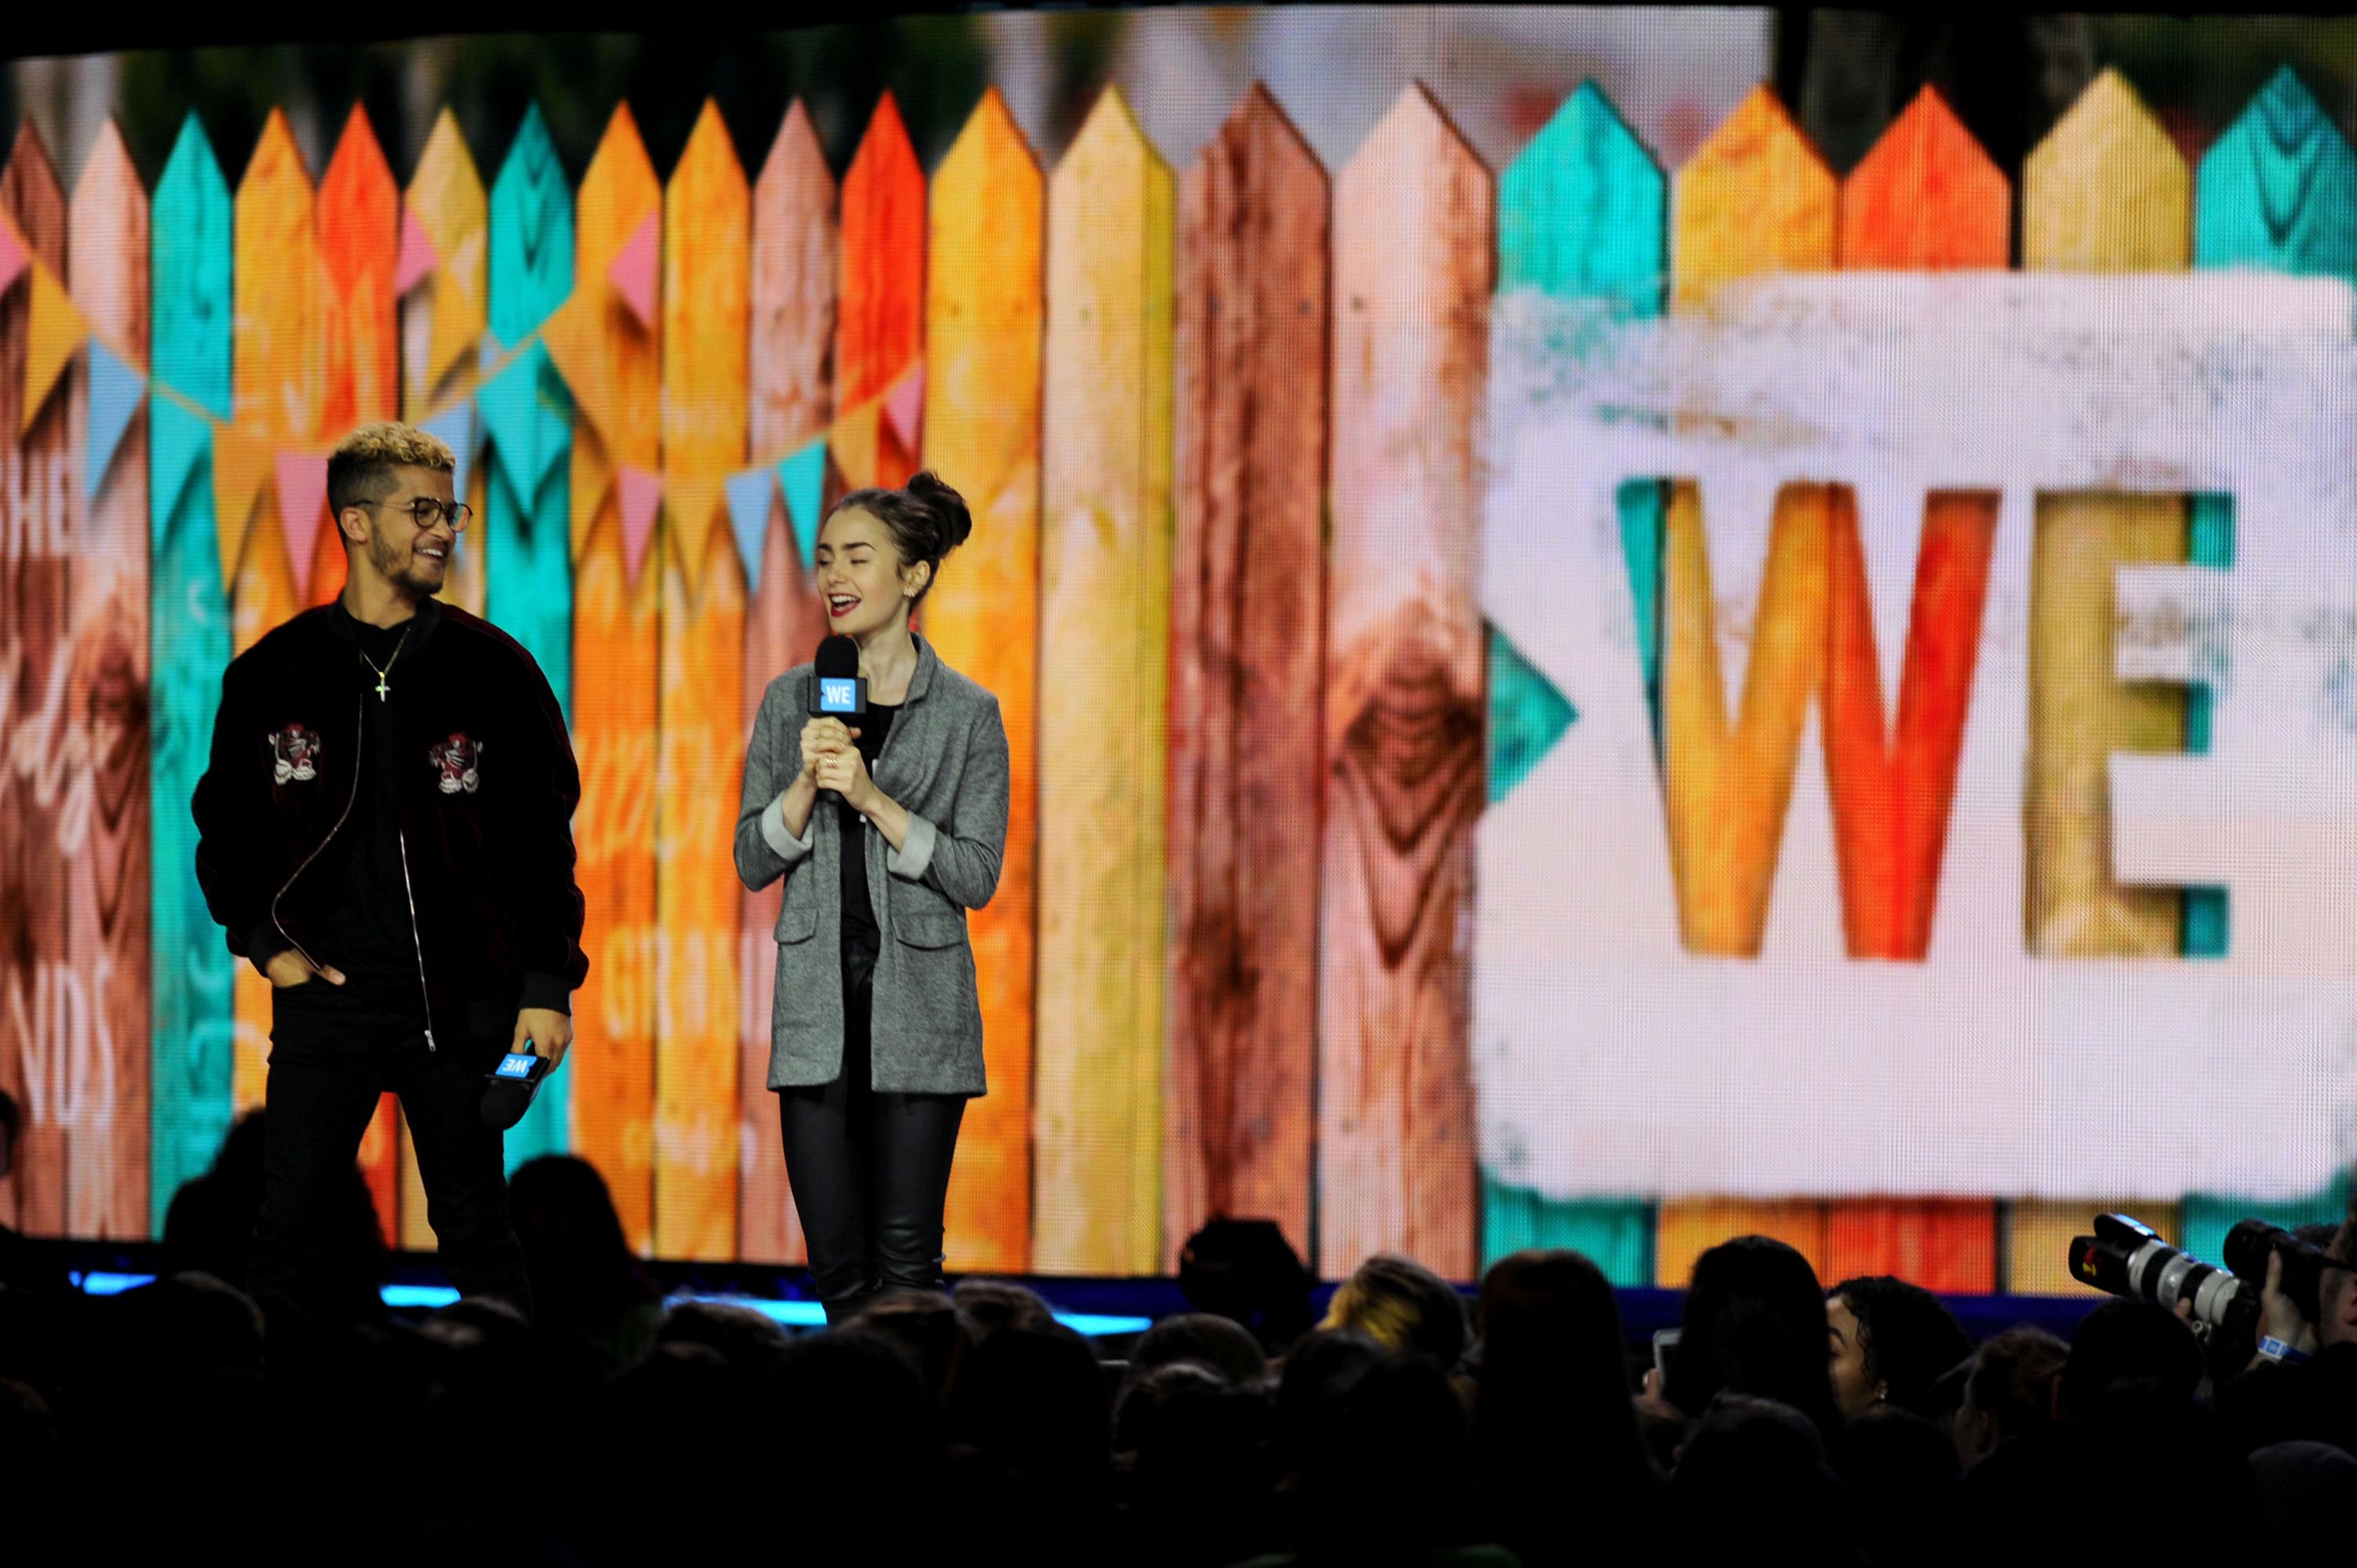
[369,496,475,533]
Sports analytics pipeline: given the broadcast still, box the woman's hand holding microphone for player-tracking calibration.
[801,716,876,814]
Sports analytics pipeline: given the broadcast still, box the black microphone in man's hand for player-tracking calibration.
[481,1051,552,1130]
[810,634,869,718]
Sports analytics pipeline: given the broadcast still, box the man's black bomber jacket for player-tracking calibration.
[191,595,589,1039]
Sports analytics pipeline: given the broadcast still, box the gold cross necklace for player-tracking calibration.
[357,622,414,702]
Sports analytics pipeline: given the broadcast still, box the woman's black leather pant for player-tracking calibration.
[777,930,968,1324]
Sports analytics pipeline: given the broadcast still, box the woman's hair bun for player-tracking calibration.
[906,470,973,552]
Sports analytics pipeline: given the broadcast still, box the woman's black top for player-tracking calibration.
[837,701,900,970]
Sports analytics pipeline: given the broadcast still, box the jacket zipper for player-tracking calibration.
[269,689,367,975]
[396,827,438,1053]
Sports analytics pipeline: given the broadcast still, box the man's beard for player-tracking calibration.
[368,532,439,595]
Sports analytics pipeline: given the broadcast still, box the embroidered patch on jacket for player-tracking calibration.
[427,733,483,795]
[269,724,321,785]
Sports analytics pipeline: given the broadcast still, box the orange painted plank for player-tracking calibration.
[1168,85,1325,1272]
[1821,87,2006,1292]
[1654,88,1837,1284]
[1318,86,1486,1282]
[652,101,748,1261]
[568,104,664,1254]
[836,93,925,419]
[0,123,75,1236]
[313,105,399,609]
[1034,89,1173,1276]
[739,99,834,1266]
[231,109,400,1241]
[922,88,1042,1273]
[65,120,152,1240]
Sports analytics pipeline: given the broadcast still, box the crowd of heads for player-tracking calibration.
[5,1100,2357,1566]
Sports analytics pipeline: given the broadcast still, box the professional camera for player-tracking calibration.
[2066,1212,2348,1343]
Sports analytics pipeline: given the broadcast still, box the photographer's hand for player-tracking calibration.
[2259,1249,2319,1360]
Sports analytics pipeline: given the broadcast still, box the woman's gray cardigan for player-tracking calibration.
[733,636,1009,1095]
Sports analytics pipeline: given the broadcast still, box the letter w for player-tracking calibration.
[1661,482,1993,958]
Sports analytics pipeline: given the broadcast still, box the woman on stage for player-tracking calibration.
[734,471,1009,1323]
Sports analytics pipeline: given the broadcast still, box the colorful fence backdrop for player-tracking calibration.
[2,64,2348,1286]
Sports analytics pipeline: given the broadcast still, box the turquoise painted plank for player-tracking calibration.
[2185,1176,2351,1268]
[153,115,233,419]
[488,104,577,1167]
[148,115,237,1229]
[1486,623,1577,806]
[1481,82,1665,1284]
[2182,68,2357,1231]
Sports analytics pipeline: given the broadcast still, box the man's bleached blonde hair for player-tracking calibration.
[328,421,456,517]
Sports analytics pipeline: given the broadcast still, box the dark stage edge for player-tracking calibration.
[57,1240,2111,1349]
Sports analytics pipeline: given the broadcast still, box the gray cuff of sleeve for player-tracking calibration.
[761,792,815,862]
[888,811,937,881]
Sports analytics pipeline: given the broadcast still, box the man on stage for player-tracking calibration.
[192,421,587,1322]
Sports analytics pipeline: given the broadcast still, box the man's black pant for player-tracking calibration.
[251,1012,532,1322]
[778,938,967,1324]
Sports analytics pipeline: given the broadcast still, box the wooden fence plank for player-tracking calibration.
[401,108,489,618]
[2179,68,2357,1259]
[483,103,577,1174]
[567,103,664,1254]
[228,108,314,1135]
[1820,86,2007,1293]
[1653,87,1837,1286]
[1167,83,1323,1273]
[233,108,408,1240]
[0,122,75,1235]
[2008,68,2192,1295]
[904,87,1045,1273]
[652,100,748,1261]
[147,114,237,1232]
[1035,88,1173,1276]
[1318,85,1487,1281]
[64,119,152,1239]
[834,91,923,493]
[924,88,1042,1273]
[739,98,834,1266]
[313,105,399,607]
[383,109,491,1247]
[1480,82,1662,1287]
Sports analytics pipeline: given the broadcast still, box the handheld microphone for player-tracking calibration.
[810,634,868,719]
[481,1050,552,1131]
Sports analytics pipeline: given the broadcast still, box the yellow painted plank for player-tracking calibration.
[1655,87,1838,1282]
[2017,70,2194,1291]
[652,101,749,1261]
[401,108,489,622]
[2011,1198,2183,1296]
[922,87,1043,1273]
[2023,69,2191,959]
[1034,88,1173,1275]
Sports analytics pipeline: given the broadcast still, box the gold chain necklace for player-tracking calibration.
[357,622,414,702]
